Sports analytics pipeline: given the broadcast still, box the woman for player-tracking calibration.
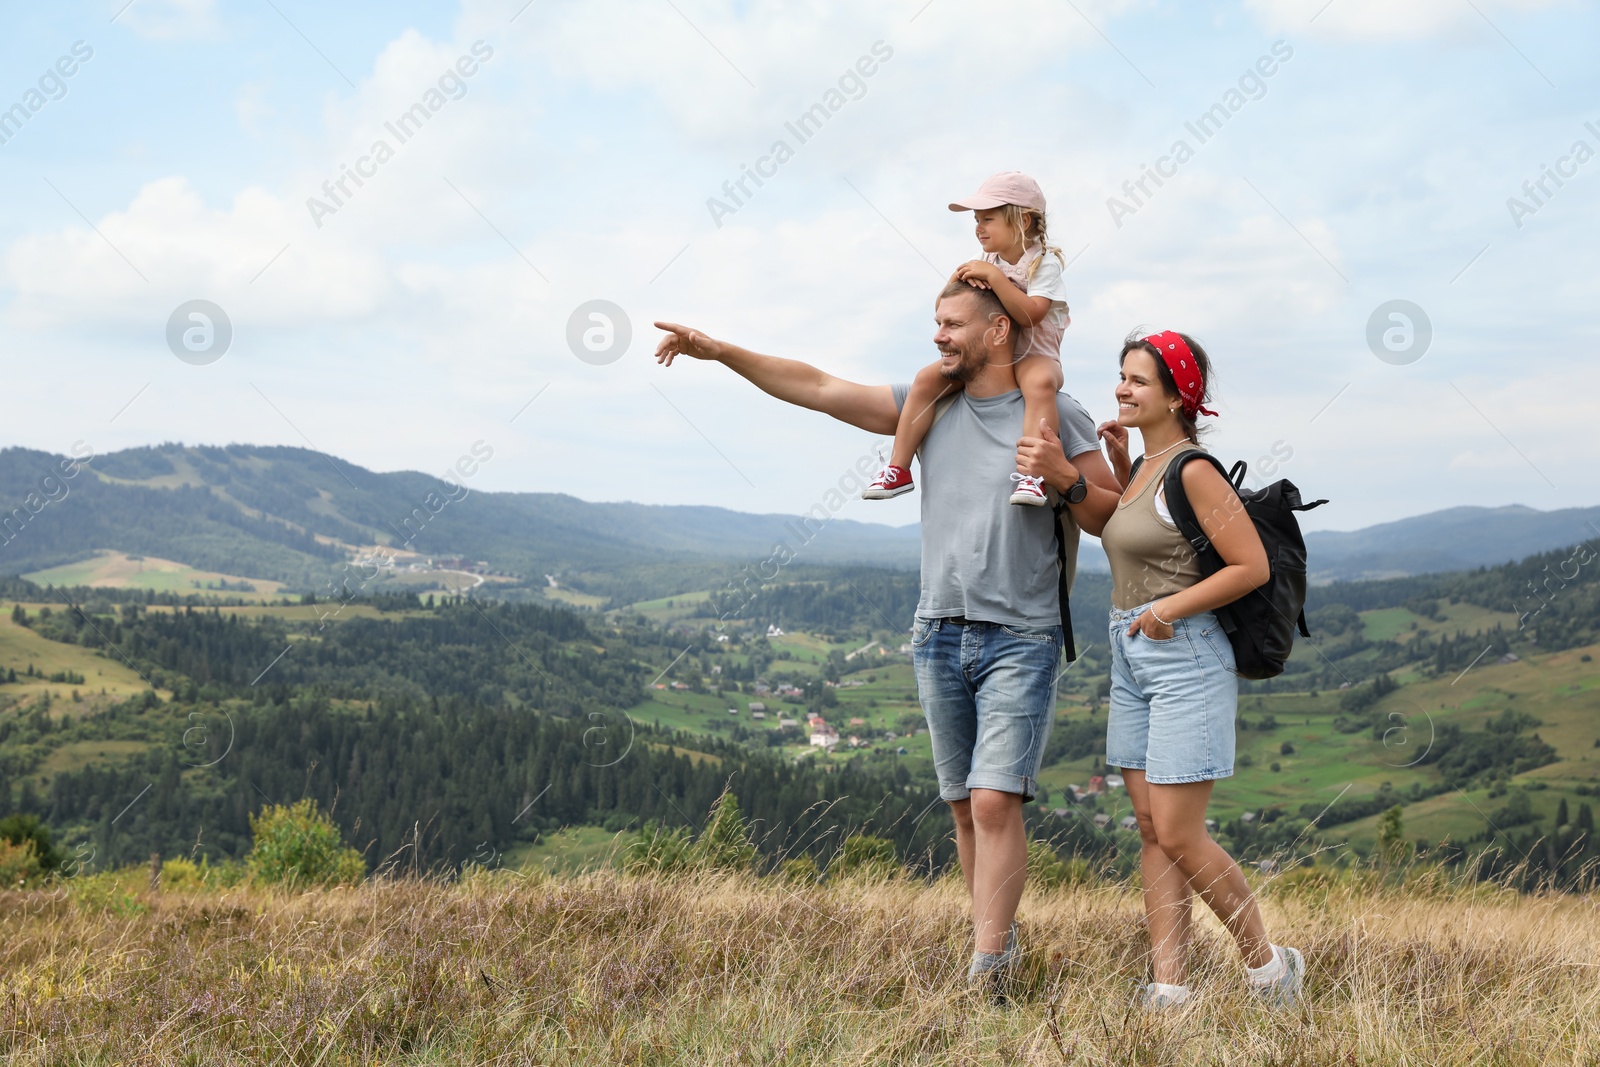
[1015,328,1303,1011]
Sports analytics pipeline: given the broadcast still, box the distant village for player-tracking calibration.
[350,550,502,578]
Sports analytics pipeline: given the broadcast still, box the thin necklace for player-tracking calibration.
[1140,438,1189,463]
[1119,436,1191,507]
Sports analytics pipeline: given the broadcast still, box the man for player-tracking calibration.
[654,280,1117,994]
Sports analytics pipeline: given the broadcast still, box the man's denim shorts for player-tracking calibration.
[911,616,1062,802]
[1105,602,1238,784]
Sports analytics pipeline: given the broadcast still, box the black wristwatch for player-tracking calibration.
[1065,473,1088,505]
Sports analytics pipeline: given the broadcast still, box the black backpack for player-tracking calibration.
[1128,451,1327,680]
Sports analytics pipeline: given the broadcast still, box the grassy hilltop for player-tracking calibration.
[3,863,1596,1065]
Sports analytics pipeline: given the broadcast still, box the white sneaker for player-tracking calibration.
[1248,945,1304,1010]
[1133,982,1192,1011]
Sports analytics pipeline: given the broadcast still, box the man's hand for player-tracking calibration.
[653,322,727,367]
[952,260,1006,291]
[1016,419,1078,492]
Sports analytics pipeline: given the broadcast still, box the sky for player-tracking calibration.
[1,0,1596,535]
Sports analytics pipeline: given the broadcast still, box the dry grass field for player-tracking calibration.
[2,864,1596,1065]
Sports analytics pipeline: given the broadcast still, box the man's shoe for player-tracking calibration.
[1247,945,1304,1011]
[967,922,1020,1005]
[1009,472,1048,506]
[863,464,914,499]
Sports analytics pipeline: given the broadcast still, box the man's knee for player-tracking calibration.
[948,798,974,832]
[968,788,1021,832]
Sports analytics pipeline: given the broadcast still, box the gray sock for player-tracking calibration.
[968,950,1010,979]
[968,922,1020,979]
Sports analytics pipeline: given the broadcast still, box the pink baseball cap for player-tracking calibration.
[949,171,1046,213]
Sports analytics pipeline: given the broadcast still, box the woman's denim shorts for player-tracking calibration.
[911,615,1062,802]
[1105,602,1237,784]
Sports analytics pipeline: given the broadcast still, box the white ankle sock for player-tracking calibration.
[1150,981,1190,1004]
[1245,944,1285,985]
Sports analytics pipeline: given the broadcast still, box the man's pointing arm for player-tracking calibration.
[654,322,900,435]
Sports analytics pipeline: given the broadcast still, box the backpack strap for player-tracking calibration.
[1155,450,1237,639]
[1160,450,1236,559]
[1051,499,1078,663]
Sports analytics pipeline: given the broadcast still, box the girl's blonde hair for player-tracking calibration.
[997,203,1065,281]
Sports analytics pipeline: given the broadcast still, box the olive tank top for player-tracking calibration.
[1101,448,1204,610]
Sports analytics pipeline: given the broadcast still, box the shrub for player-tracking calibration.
[623,823,695,874]
[1026,838,1094,890]
[0,838,43,888]
[0,814,65,874]
[160,856,245,891]
[829,834,899,881]
[622,791,757,875]
[694,792,758,872]
[245,799,365,889]
[63,870,150,916]
[776,855,821,885]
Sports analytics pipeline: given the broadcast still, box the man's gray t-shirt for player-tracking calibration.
[892,386,1099,628]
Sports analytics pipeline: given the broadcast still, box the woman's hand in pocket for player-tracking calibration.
[1127,604,1176,642]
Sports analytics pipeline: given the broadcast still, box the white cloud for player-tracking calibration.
[1245,0,1570,40]
[2,0,1597,531]
[114,0,221,41]
[2,177,391,333]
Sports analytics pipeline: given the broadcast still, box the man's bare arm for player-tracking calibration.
[654,322,900,435]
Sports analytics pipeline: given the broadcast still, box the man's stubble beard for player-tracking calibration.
[937,340,987,383]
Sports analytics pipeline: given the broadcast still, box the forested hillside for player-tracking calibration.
[0,586,947,874]
[2,528,1596,891]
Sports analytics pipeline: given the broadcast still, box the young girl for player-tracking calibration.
[1088,328,1304,1011]
[862,171,1071,506]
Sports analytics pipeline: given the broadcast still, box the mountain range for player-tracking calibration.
[1,443,1595,600]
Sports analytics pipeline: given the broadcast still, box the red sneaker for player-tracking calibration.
[1009,472,1048,506]
[863,464,914,499]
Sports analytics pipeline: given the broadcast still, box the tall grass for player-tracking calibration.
[2,858,1596,1065]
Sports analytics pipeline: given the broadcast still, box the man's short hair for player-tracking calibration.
[937,280,1008,327]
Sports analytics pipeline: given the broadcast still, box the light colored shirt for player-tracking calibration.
[894,384,1099,627]
[984,243,1070,362]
